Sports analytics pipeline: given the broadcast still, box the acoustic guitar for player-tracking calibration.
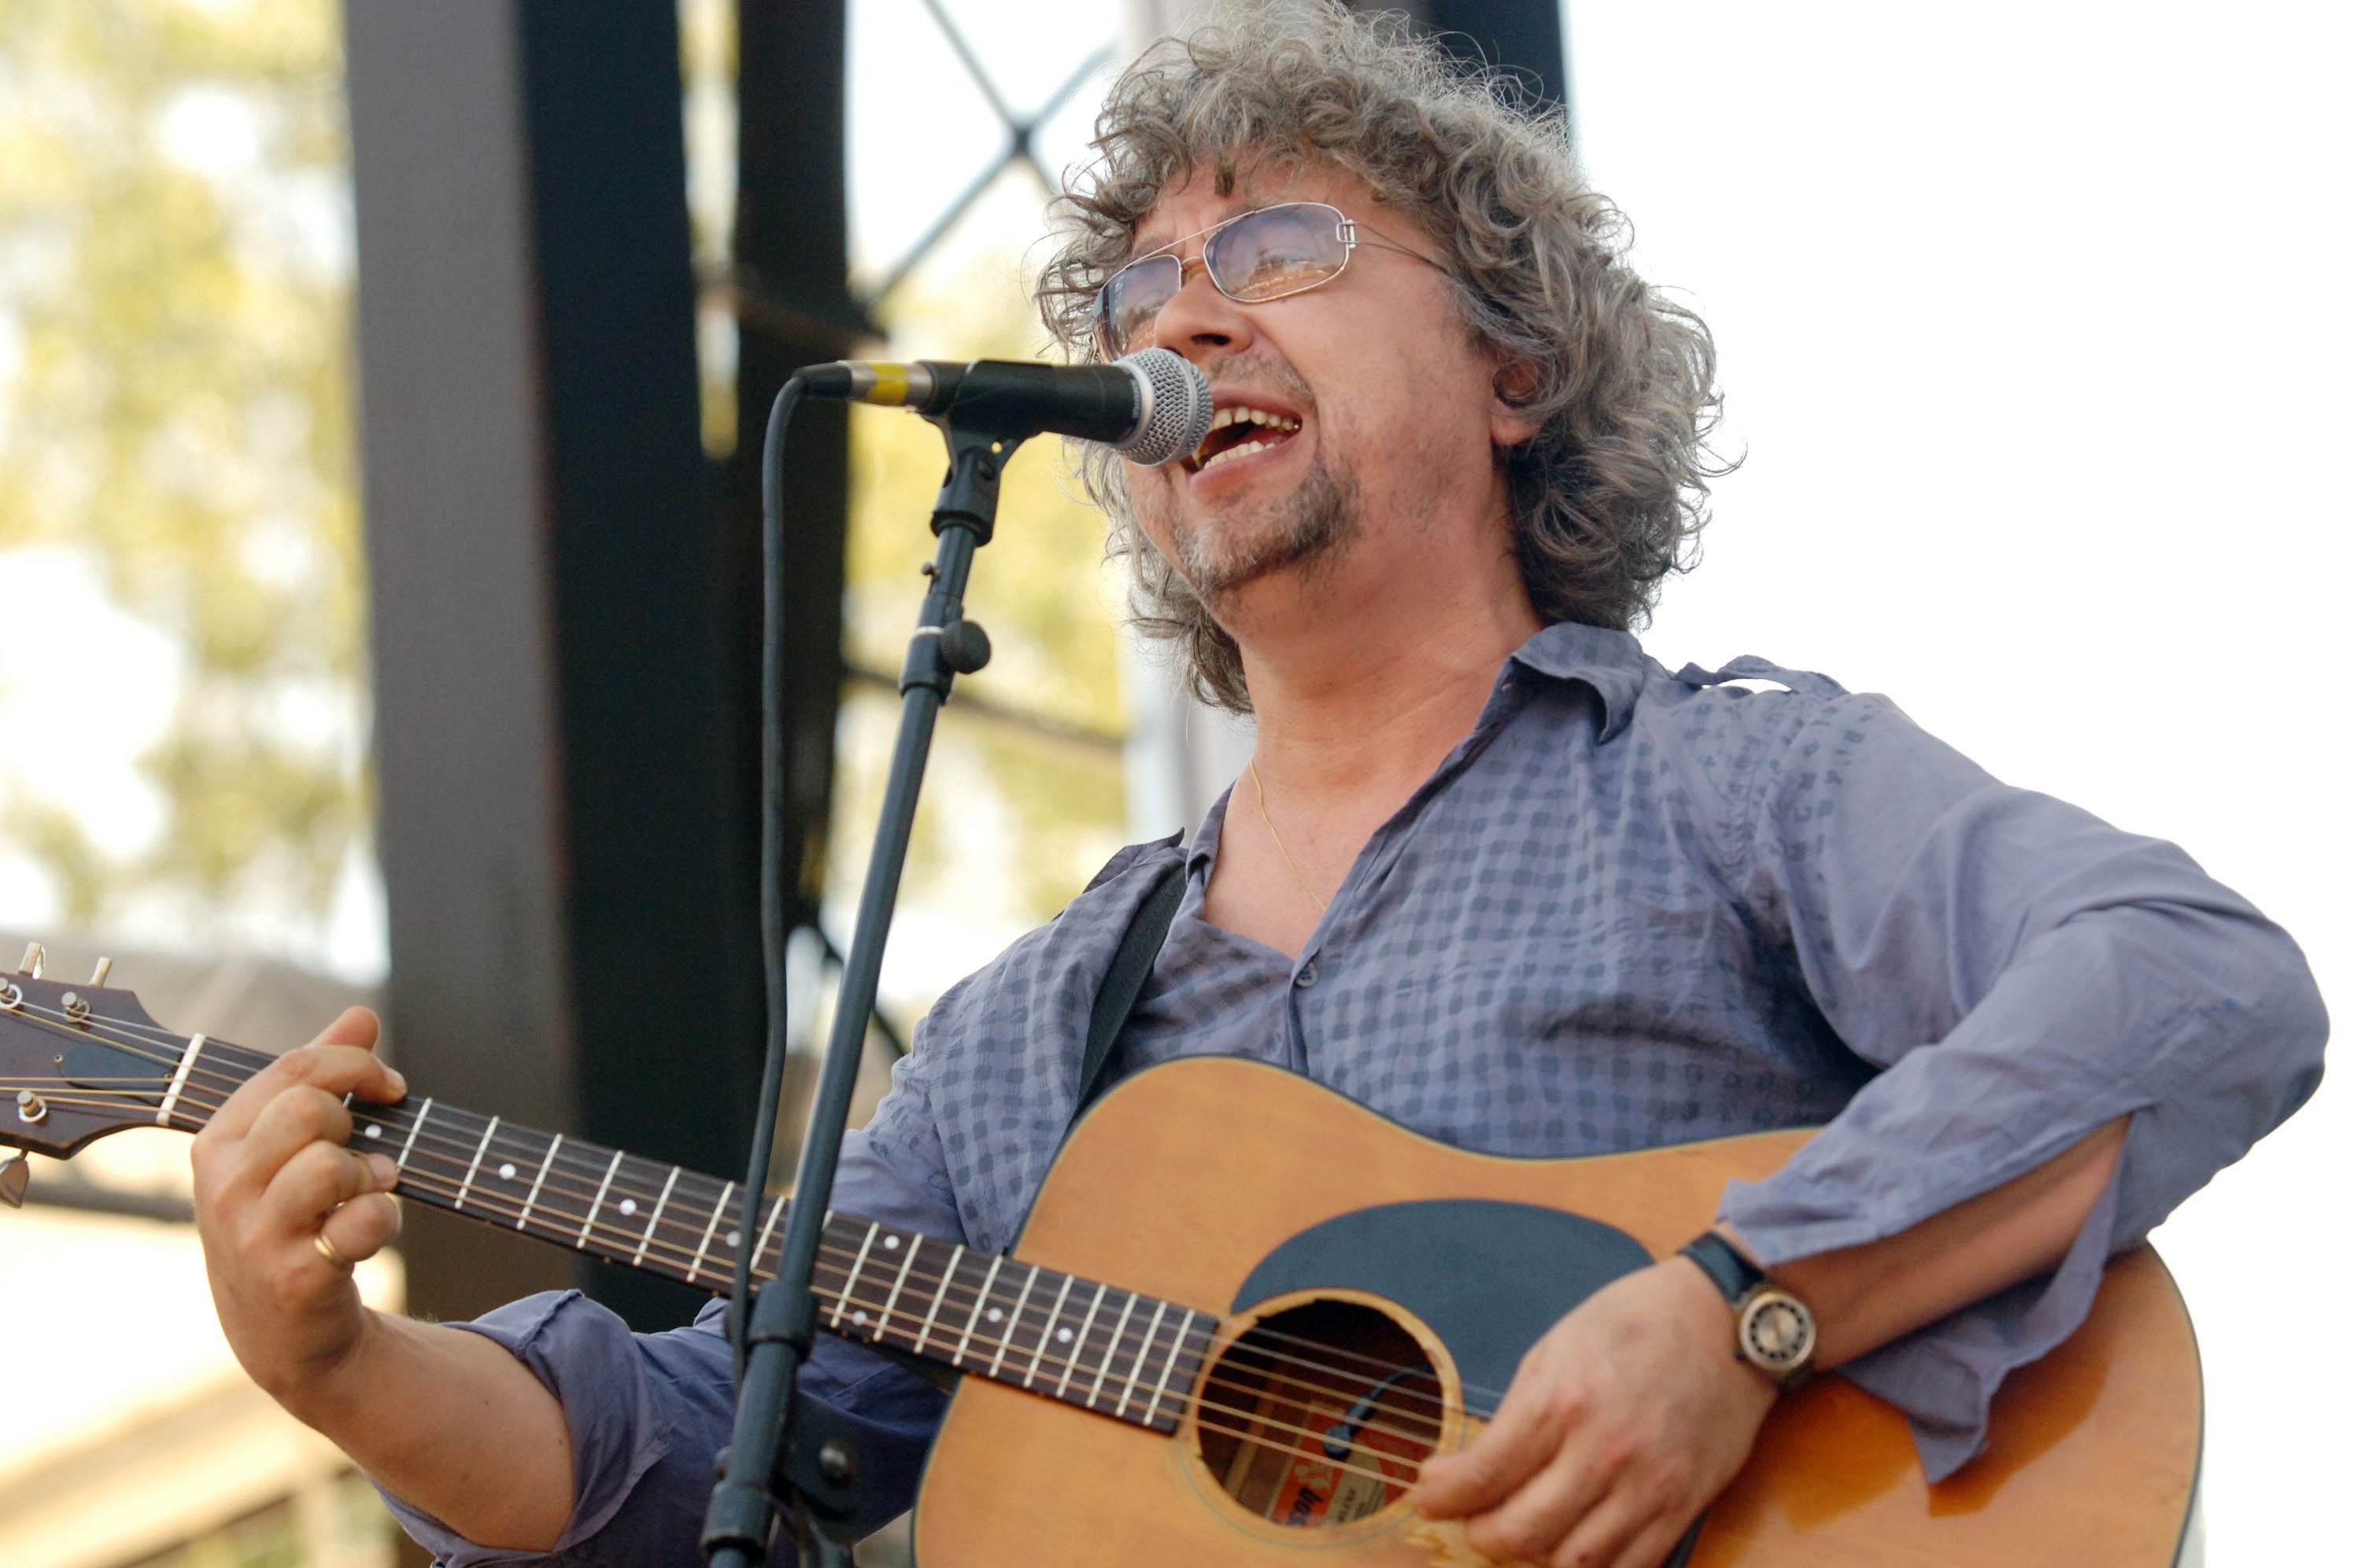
[0,960,2202,1565]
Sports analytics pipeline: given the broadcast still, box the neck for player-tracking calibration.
[1228,500,1541,803]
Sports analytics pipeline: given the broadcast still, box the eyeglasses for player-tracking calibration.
[1091,200,1447,361]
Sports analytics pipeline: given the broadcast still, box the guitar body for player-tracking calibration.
[914,1057,2200,1566]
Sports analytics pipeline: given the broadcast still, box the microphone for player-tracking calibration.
[796,349,1214,467]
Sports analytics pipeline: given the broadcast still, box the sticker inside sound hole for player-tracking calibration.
[1193,1297,1443,1528]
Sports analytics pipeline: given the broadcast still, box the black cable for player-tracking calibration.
[728,374,804,1382]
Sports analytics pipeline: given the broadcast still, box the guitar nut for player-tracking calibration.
[17,1090,47,1125]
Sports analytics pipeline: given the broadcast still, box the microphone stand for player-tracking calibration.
[704,393,1009,1568]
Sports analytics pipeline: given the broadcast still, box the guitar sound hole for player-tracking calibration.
[1193,1298,1443,1529]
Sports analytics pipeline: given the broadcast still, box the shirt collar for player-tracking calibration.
[1183,622,1650,881]
[1505,621,1648,740]
[1184,785,1233,880]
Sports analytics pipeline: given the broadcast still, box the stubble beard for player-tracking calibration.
[1162,448,1361,606]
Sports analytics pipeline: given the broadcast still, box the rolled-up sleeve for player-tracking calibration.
[380,1120,959,1566]
[1714,692,2326,1478]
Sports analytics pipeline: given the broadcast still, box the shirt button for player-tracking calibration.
[1294,961,1318,988]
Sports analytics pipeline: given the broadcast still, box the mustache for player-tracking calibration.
[1199,352,1319,415]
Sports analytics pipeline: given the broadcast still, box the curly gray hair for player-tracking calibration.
[1037,1,1729,714]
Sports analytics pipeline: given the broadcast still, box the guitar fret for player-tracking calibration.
[1144,1311,1193,1428]
[1086,1293,1137,1411]
[913,1242,966,1356]
[1058,1284,1107,1400]
[518,1133,562,1232]
[835,1230,902,1337]
[750,1193,786,1275]
[1025,1274,1077,1391]
[830,1221,881,1331]
[875,1233,923,1347]
[394,1097,434,1170]
[953,1253,1005,1368]
[633,1166,681,1267]
[455,1116,501,1212]
[1118,1301,1167,1422]
[688,1181,734,1285]
[578,1149,625,1249]
[989,1265,1040,1381]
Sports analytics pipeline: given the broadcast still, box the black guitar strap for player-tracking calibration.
[1072,856,1188,1123]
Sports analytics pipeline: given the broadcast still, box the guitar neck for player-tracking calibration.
[160,1033,1213,1433]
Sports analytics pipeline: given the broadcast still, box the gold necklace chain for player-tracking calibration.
[1249,758,1331,914]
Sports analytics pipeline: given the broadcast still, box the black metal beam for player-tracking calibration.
[347,0,782,1337]
[346,0,585,1340]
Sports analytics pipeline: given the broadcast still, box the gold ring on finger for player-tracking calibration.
[314,1229,355,1272]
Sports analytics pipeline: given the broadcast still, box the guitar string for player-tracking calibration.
[0,996,1445,1388]
[9,1077,1439,1485]
[3,1077,1443,1479]
[0,1013,1481,1413]
[0,1009,1506,1420]
[0,1005,1502,1416]
[2,1008,1509,1417]
[1157,1414,1430,1496]
[3,1002,794,1226]
[7,1080,1484,1455]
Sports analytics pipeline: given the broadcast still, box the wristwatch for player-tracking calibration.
[1677,1230,1817,1390]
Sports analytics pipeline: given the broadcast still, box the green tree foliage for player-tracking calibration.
[0,0,362,932]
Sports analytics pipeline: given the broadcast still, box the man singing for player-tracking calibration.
[192,6,2324,1565]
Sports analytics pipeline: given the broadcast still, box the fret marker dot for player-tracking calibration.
[726,1230,741,1248]
[497,1162,517,1181]
[1055,1327,1073,1344]
[362,1125,381,1139]
[619,1198,637,1216]
[853,1311,870,1327]
[883,1236,900,1251]
[985,1308,1003,1323]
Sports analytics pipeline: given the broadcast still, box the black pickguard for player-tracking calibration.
[1231,1198,1653,1420]
[1229,1198,1700,1567]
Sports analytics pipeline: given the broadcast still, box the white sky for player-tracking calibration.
[1565,2,2355,1557]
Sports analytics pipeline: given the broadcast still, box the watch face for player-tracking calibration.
[1738,1291,1816,1373]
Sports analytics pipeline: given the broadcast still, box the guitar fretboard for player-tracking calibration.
[164,1033,1214,1433]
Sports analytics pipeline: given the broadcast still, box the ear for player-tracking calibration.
[1490,358,1545,449]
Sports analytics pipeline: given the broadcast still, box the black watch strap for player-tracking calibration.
[1677,1230,1764,1306]
[1679,1230,1816,1390]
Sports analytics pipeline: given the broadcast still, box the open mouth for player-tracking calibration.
[1182,404,1303,474]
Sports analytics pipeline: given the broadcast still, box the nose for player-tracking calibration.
[1151,253,1258,364]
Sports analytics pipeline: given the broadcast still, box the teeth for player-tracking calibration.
[1190,405,1302,470]
[1205,405,1300,434]
[1199,438,1273,470]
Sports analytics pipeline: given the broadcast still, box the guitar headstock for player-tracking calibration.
[0,943,183,1163]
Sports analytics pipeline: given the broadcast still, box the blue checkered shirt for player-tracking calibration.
[389,622,2324,1565]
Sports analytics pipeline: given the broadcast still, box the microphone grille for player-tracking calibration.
[1117,349,1214,467]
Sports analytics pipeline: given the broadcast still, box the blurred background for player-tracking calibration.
[0,0,2348,1563]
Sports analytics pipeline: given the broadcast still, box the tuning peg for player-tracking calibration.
[90,957,112,987]
[18,943,42,979]
[0,1154,27,1209]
